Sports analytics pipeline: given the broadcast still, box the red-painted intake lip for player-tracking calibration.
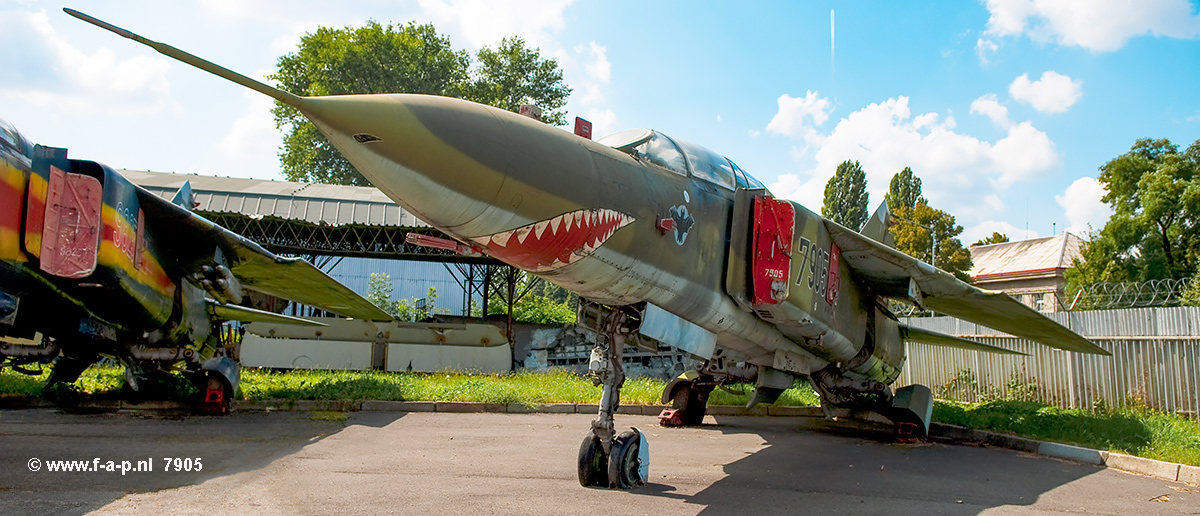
[471,209,635,272]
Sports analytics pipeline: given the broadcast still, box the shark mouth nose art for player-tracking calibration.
[471,209,635,272]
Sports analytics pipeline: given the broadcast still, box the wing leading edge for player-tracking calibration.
[134,182,392,322]
[823,219,1108,356]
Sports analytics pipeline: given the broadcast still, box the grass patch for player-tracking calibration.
[4,365,1198,466]
[935,399,1200,466]
[308,411,349,424]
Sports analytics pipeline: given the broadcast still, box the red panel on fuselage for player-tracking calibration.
[40,165,102,279]
[751,196,795,305]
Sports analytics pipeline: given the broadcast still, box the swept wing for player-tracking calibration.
[135,184,391,321]
[824,219,1108,355]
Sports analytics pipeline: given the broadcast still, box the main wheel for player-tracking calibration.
[577,433,608,487]
[607,429,646,488]
[671,383,710,426]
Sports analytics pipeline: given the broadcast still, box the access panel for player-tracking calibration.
[750,195,795,305]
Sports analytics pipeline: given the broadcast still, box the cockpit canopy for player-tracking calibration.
[0,117,34,166]
[598,129,767,191]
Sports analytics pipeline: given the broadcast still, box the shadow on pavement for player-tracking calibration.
[640,415,1103,515]
[0,408,406,516]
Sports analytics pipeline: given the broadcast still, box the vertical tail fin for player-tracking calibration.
[170,181,195,211]
[859,201,895,248]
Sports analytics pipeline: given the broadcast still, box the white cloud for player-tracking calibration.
[767,96,1060,225]
[765,91,832,143]
[0,9,172,116]
[218,71,280,161]
[983,0,1200,52]
[1009,71,1083,113]
[417,0,573,49]
[975,37,999,64]
[964,220,1038,247]
[584,42,611,84]
[970,94,1013,129]
[1056,176,1112,235]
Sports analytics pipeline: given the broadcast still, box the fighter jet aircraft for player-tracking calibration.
[67,8,1109,488]
[0,115,390,413]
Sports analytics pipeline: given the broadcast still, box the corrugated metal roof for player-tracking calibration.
[969,232,1083,279]
[122,169,427,228]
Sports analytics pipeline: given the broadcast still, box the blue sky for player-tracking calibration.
[2,0,1198,245]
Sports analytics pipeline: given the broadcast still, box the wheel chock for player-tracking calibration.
[658,408,684,427]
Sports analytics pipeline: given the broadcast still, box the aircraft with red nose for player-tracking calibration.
[67,8,1109,489]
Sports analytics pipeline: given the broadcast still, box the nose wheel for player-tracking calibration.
[578,428,648,488]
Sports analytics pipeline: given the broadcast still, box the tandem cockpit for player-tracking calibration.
[598,129,767,192]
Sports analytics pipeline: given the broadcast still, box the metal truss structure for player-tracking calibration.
[202,212,498,264]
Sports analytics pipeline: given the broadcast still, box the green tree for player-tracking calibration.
[271,21,570,185]
[366,272,403,319]
[1069,138,1200,289]
[891,203,974,282]
[465,36,570,126]
[365,272,444,321]
[486,271,577,325]
[886,166,927,210]
[822,160,870,230]
[972,232,1010,247]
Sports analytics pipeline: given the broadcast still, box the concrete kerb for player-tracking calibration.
[5,397,1195,484]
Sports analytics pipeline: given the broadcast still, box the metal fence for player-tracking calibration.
[898,306,1200,418]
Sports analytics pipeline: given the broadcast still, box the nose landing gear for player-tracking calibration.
[576,306,649,489]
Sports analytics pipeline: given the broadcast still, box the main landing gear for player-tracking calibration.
[659,371,714,427]
[576,307,649,489]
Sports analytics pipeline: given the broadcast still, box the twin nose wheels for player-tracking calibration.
[577,427,649,489]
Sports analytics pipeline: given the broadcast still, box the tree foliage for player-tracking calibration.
[883,168,972,281]
[365,272,442,321]
[972,232,1010,247]
[886,166,927,210]
[270,21,570,185]
[465,37,570,125]
[1068,138,1200,288]
[891,203,974,282]
[487,271,576,325]
[822,160,870,230]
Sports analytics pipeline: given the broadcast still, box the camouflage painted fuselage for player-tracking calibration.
[295,94,900,382]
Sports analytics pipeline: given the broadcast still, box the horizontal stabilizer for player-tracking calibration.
[207,300,327,327]
[823,218,1108,355]
[901,325,1025,355]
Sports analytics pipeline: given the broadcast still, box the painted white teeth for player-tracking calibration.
[515,227,532,244]
[550,216,561,235]
[491,231,513,247]
[533,220,549,239]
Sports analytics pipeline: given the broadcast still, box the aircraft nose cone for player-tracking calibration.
[297,94,599,244]
[297,94,510,232]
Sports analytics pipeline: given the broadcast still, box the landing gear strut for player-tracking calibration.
[577,307,649,489]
